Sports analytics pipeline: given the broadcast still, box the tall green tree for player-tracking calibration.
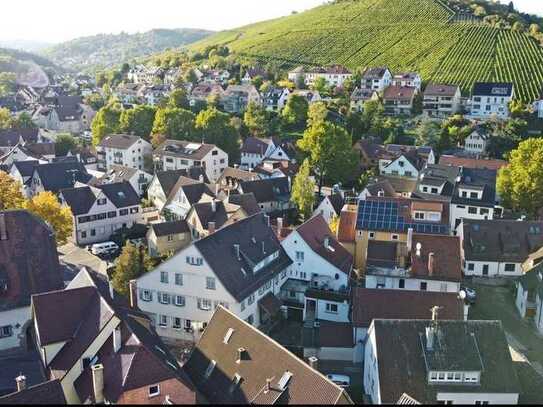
[152,107,196,140]
[415,119,441,148]
[281,95,308,130]
[120,105,157,140]
[291,160,316,221]
[55,133,79,156]
[112,243,152,296]
[243,102,268,137]
[0,73,16,97]
[195,107,240,162]
[298,118,357,195]
[167,88,189,109]
[13,112,36,129]
[0,108,13,129]
[91,102,122,146]
[497,138,543,217]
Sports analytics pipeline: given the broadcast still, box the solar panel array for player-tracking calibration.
[356,200,449,235]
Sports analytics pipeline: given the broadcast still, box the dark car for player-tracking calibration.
[460,286,477,305]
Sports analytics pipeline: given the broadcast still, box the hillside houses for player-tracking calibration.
[469,82,515,120]
[423,83,462,118]
[96,134,153,172]
[288,65,352,88]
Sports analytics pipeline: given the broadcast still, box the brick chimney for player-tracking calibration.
[428,252,435,277]
[277,218,284,237]
[208,222,216,235]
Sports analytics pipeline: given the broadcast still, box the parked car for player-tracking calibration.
[90,242,119,256]
[460,286,477,305]
[326,374,351,388]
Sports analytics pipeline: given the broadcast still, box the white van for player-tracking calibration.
[90,242,119,256]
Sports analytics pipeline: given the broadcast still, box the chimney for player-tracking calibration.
[211,200,217,213]
[265,378,273,393]
[234,244,240,260]
[0,214,7,241]
[407,228,413,253]
[108,279,115,300]
[428,253,435,276]
[277,218,284,236]
[324,236,330,249]
[425,326,435,351]
[91,364,105,404]
[129,280,137,309]
[264,214,270,227]
[308,356,319,370]
[208,221,216,235]
[262,241,266,255]
[15,375,26,392]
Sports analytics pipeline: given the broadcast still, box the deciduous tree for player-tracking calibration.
[55,133,79,156]
[243,102,268,137]
[291,160,316,221]
[119,105,157,140]
[0,171,25,210]
[112,243,152,296]
[281,95,308,130]
[91,102,122,145]
[152,107,196,140]
[195,107,241,162]
[24,192,73,245]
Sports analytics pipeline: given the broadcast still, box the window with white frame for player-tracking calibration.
[159,315,168,327]
[175,273,183,286]
[206,277,216,290]
[198,298,212,311]
[160,271,169,284]
[325,303,338,314]
[0,325,13,338]
[141,289,152,302]
[159,292,170,304]
[295,251,304,262]
[172,318,182,330]
[248,294,255,305]
[174,295,186,307]
[149,385,160,398]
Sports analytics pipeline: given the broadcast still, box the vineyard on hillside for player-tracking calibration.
[191,0,543,102]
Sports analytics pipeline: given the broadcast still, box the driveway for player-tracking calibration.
[58,242,109,275]
[467,283,543,404]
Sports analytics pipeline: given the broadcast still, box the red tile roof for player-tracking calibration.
[352,288,464,328]
[296,215,353,274]
[410,234,462,282]
[337,209,357,243]
[439,155,508,171]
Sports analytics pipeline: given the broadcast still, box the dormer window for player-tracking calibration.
[149,385,160,398]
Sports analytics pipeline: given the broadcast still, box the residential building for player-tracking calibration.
[464,127,490,155]
[96,134,153,172]
[147,168,209,211]
[364,318,520,404]
[361,67,392,92]
[351,288,465,361]
[240,137,291,170]
[312,193,345,224]
[189,83,224,107]
[59,182,142,245]
[154,140,228,183]
[280,215,353,323]
[459,219,543,277]
[365,230,463,293]
[161,177,217,220]
[241,67,267,85]
[0,379,66,405]
[391,72,422,90]
[414,164,498,230]
[28,161,92,197]
[262,87,291,112]
[135,213,293,343]
[217,167,261,193]
[221,84,262,114]
[515,263,543,319]
[288,65,352,88]
[184,306,353,404]
[470,82,514,120]
[95,165,152,196]
[31,268,197,404]
[238,177,292,214]
[379,150,432,179]
[439,155,508,171]
[8,160,40,197]
[147,220,191,258]
[532,91,543,119]
[0,211,63,352]
[186,195,260,240]
[349,197,450,270]
[423,83,462,118]
[290,89,322,105]
[382,86,418,116]
[0,128,51,156]
[350,88,378,112]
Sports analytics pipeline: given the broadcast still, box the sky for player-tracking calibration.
[0,0,542,44]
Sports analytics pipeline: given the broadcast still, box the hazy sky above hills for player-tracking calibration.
[0,0,542,44]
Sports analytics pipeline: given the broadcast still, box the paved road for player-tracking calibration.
[58,243,109,275]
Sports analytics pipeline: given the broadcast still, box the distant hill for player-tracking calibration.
[0,48,61,88]
[42,29,214,71]
[0,40,53,53]
[191,0,543,102]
